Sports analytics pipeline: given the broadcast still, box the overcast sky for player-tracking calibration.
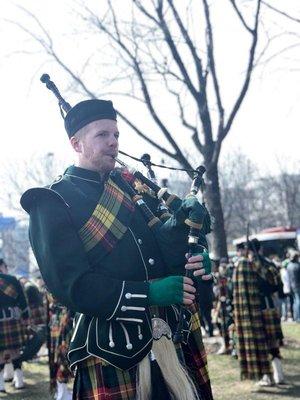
[0,0,299,178]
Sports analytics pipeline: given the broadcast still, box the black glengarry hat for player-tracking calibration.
[64,99,117,138]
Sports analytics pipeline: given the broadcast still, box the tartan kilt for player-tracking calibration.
[0,312,27,351]
[262,308,284,350]
[183,302,213,400]
[49,304,74,391]
[73,357,137,400]
[73,302,213,400]
[0,308,27,363]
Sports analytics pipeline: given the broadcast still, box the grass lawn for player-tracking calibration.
[209,322,300,400]
[1,322,299,399]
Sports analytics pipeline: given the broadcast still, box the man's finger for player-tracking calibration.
[183,292,195,300]
[185,254,203,263]
[201,274,213,281]
[185,262,203,270]
[183,298,194,305]
[183,283,196,293]
[193,268,205,277]
[183,277,194,285]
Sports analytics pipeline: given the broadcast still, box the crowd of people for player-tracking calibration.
[0,97,299,399]
[1,242,299,398]
[0,259,73,399]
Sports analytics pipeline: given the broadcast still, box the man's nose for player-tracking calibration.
[108,133,118,147]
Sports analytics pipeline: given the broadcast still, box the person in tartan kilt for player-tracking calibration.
[21,98,214,400]
[213,259,234,355]
[0,259,29,392]
[47,293,74,400]
[17,277,47,364]
[233,240,284,386]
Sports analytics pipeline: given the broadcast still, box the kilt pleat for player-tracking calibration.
[0,307,27,364]
[262,308,283,350]
[73,357,136,400]
[184,302,214,400]
[0,316,26,351]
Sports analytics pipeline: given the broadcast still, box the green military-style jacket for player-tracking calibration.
[21,166,191,370]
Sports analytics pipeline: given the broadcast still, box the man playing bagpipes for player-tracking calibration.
[233,239,284,386]
[21,77,214,399]
[0,259,29,391]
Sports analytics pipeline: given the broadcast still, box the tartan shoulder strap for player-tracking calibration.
[78,178,135,254]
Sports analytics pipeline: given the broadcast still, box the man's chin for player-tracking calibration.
[100,160,116,175]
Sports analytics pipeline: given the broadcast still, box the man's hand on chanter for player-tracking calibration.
[185,250,212,281]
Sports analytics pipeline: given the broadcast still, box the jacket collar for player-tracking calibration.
[64,165,104,183]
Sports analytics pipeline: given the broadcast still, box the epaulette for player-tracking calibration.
[20,187,70,213]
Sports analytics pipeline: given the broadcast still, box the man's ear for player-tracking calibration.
[70,136,82,153]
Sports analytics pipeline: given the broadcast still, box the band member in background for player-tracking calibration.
[19,277,47,363]
[21,98,214,399]
[0,259,29,392]
[47,293,73,400]
[213,258,234,355]
[233,240,284,386]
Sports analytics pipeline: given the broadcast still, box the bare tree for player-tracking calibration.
[219,150,259,243]
[219,152,300,245]
[0,153,67,272]
[0,152,66,217]
[268,159,300,227]
[8,0,299,257]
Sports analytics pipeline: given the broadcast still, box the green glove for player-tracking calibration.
[200,250,212,276]
[149,276,184,306]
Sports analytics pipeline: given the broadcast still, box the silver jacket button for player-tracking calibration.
[125,293,132,299]
[121,306,127,311]
[148,258,155,266]
[138,238,143,245]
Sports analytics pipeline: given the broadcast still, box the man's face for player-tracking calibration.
[71,119,119,175]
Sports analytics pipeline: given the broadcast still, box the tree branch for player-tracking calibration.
[228,0,253,33]
[262,1,300,24]
[166,0,205,90]
[203,0,224,129]
[220,1,261,146]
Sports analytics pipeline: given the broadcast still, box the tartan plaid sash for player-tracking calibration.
[79,178,134,254]
[233,258,272,380]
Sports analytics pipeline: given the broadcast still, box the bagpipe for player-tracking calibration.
[110,156,212,343]
[40,73,213,343]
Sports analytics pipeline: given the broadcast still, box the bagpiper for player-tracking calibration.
[233,239,284,386]
[21,87,214,399]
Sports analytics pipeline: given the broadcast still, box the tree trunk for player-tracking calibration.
[205,163,228,259]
